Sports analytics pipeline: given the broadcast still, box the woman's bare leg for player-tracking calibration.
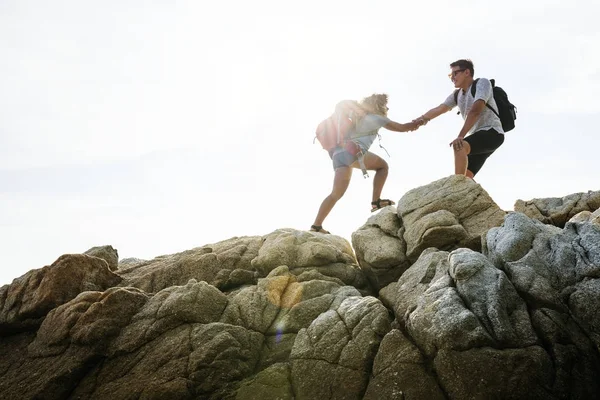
[312,166,353,229]
[352,151,389,203]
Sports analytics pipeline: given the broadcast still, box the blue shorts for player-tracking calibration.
[331,149,358,170]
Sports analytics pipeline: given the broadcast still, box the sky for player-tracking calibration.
[1,0,599,285]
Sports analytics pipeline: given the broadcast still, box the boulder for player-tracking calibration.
[397,175,506,261]
[0,254,121,334]
[514,190,600,227]
[116,235,264,293]
[84,245,119,271]
[352,207,410,291]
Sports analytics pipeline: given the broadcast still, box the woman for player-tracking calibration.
[310,93,418,234]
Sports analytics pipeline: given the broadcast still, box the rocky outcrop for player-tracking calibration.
[379,211,600,398]
[397,174,506,261]
[84,245,119,271]
[1,180,599,399]
[352,175,505,290]
[0,254,121,335]
[116,229,368,295]
[569,208,600,225]
[352,207,410,291]
[515,190,600,227]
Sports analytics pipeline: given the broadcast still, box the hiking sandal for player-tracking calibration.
[371,199,395,212]
[310,225,330,234]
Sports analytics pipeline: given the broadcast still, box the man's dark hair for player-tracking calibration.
[450,59,474,76]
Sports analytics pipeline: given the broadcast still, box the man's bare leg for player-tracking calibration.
[454,141,471,176]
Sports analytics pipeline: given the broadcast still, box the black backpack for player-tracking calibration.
[453,78,517,132]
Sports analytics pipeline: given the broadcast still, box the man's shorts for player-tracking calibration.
[463,128,505,176]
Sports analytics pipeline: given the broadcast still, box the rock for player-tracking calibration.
[289,295,391,399]
[397,175,506,261]
[403,257,496,356]
[28,287,149,357]
[364,329,445,399]
[117,235,264,293]
[352,207,410,291]
[0,254,122,334]
[434,347,554,399]
[569,208,600,225]
[483,211,600,395]
[236,363,294,400]
[251,228,369,291]
[118,257,147,268]
[117,230,369,295]
[448,248,537,347]
[380,248,449,319]
[484,212,600,311]
[84,245,119,271]
[252,228,355,271]
[2,184,600,399]
[514,190,600,227]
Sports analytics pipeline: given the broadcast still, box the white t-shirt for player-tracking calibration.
[350,114,390,152]
[443,78,504,135]
[331,113,390,156]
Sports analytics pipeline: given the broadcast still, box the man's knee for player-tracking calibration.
[453,147,469,157]
[460,141,471,155]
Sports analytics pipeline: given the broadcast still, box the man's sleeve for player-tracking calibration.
[442,92,456,109]
[474,78,493,103]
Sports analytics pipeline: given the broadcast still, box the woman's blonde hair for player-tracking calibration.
[359,93,388,116]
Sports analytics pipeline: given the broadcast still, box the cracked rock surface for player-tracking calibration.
[1,180,599,399]
[514,190,600,227]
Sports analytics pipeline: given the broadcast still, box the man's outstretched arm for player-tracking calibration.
[415,104,452,125]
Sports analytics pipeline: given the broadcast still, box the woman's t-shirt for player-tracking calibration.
[345,114,390,154]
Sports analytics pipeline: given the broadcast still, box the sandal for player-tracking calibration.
[310,225,330,234]
[371,198,395,212]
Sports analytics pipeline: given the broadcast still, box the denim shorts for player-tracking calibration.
[331,149,358,170]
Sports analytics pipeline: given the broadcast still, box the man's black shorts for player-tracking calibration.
[463,128,505,176]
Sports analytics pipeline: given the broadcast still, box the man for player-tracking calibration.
[415,59,504,178]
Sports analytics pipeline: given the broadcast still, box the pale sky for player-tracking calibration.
[1,0,599,285]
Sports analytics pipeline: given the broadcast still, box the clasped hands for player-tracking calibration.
[404,116,429,132]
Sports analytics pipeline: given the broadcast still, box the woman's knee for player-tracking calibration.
[329,190,345,202]
[329,184,349,201]
[364,154,388,171]
[331,168,351,199]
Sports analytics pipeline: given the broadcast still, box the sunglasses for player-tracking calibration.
[448,69,466,79]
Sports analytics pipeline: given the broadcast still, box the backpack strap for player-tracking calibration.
[472,78,500,118]
[453,89,460,115]
[470,78,479,97]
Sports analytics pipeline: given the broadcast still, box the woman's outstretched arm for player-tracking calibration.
[383,120,419,132]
